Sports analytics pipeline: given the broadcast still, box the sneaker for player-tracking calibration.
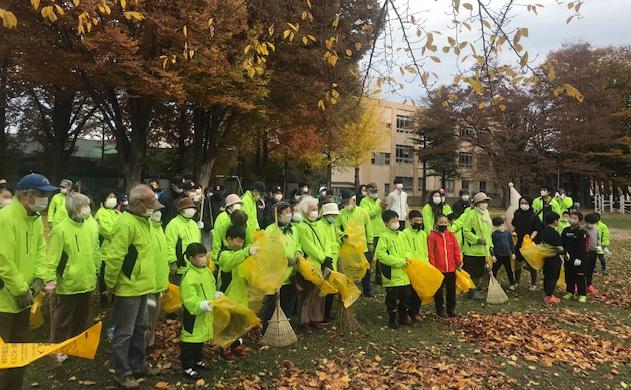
[578,295,587,303]
[447,311,459,318]
[563,293,574,300]
[436,310,448,318]
[388,320,400,329]
[586,285,598,294]
[182,368,199,379]
[231,345,250,357]
[412,314,422,322]
[508,284,517,292]
[115,376,140,389]
[528,285,538,291]
[601,269,608,275]
[132,366,160,378]
[219,349,237,362]
[544,296,560,304]
[194,361,210,371]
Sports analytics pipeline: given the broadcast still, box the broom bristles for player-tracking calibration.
[261,295,297,347]
[487,274,509,305]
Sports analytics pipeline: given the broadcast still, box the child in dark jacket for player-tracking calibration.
[540,212,564,303]
[428,214,462,318]
[491,217,516,290]
[561,211,588,303]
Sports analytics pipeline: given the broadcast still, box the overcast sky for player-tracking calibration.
[379,0,631,102]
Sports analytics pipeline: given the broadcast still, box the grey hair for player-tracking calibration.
[129,184,153,204]
[65,192,90,216]
[298,195,318,215]
[15,189,42,199]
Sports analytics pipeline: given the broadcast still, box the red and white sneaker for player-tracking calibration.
[544,295,560,304]
[586,285,598,294]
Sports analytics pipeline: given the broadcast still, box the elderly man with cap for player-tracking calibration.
[0,173,57,389]
[461,192,494,300]
[317,202,342,322]
[337,189,374,297]
[165,197,202,280]
[146,200,168,349]
[104,184,159,389]
[48,178,73,227]
[41,192,100,363]
[241,181,265,233]
[211,194,243,259]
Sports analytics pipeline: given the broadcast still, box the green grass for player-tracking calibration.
[23,218,631,389]
[601,213,631,230]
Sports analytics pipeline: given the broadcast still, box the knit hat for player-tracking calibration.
[321,203,340,216]
[472,192,491,204]
[225,193,242,208]
[177,197,197,210]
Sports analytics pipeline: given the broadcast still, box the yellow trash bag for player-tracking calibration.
[29,292,46,330]
[338,243,369,281]
[296,257,338,297]
[556,261,566,290]
[212,296,260,349]
[327,271,361,308]
[242,229,288,295]
[161,283,181,313]
[455,269,476,295]
[405,259,444,300]
[519,235,562,271]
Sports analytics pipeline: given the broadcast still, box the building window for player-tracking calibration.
[371,152,391,166]
[384,183,390,194]
[461,180,469,192]
[479,180,487,192]
[458,152,472,168]
[396,144,413,164]
[396,114,413,134]
[445,180,455,193]
[394,176,413,191]
[459,127,473,137]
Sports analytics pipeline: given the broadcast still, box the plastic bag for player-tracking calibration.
[296,257,338,297]
[487,274,508,304]
[519,234,562,271]
[455,269,476,295]
[556,261,566,290]
[338,243,369,281]
[405,259,444,300]
[327,271,361,308]
[242,229,288,295]
[29,292,45,330]
[161,283,181,313]
[212,296,260,349]
[345,216,367,251]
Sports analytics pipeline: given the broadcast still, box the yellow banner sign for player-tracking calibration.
[0,321,102,369]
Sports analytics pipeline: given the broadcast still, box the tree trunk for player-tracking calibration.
[122,96,152,191]
[198,158,216,191]
[354,166,360,192]
[47,88,76,182]
[326,152,332,189]
[0,57,7,177]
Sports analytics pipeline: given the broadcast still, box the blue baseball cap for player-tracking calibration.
[16,173,59,192]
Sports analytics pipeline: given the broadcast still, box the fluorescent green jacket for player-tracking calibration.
[241,191,260,232]
[557,221,570,235]
[150,221,169,293]
[95,207,120,259]
[556,196,573,214]
[266,223,302,284]
[532,197,563,222]
[449,207,471,249]
[217,247,250,307]
[317,218,342,270]
[48,192,69,226]
[104,212,156,297]
[44,218,99,295]
[165,214,201,273]
[462,208,493,257]
[359,196,386,238]
[180,265,215,343]
[597,221,610,254]
[295,219,327,269]
[375,228,411,287]
[0,200,47,313]
[337,206,373,252]
[402,226,428,262]
[422,203,453,236]
[211,211,253,262]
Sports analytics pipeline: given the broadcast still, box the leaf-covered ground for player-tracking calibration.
[25,216,631,389]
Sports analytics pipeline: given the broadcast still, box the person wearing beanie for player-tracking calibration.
[48,178,73,227]
[211,194,243,262]
[241,181,265,233]
[318,202,342,322]
[461,192,493,300]
[165,197,201,280]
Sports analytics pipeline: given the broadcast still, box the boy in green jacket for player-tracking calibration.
[402,210,428,322]
[595,213,610,274]
[165,197,202,279]
[180,243,220,378]
[376,210,412,329]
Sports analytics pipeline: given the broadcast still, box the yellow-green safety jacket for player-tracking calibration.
[180,265,216,343]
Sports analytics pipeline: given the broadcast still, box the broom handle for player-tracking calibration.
[275,291,281,320]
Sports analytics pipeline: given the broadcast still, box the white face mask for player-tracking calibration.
[0,198,11,208]
[151,210,162,223]
[441,196,446,202]
[182,208,196,219]
[389,221,400,230]
[77,206,91,220]
[461,195,470,202]
[395,184,403,190]
[540,190,549,197]
[307,210,319,221]
[432,196,441,205]
[230,203,242,212]
[302,187,309,194]
[30,196,49,213]
[61,188,69,194]
[280,213,292,225]
[477,203,489,211]
[369,192,378,199]
[273,193,283,201]
[361,190,368,196]
[104,198,117,209]
[496,225,506,232]
[292,213,304,223]
[520,204,530,211]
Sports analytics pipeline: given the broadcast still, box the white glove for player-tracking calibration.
[573,259,581,266]
[147,298,157,308]
[595,245,602,252]
[511,253,516,261]
[44,280,57,295]
[604,247,612,256]
[214,291,224,299]
[197,221,205,229]
[249,246,258,255]
[199,300,213,313]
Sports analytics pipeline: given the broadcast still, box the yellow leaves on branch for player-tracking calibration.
[159,55,177,69]
[124,11,145,22]
[41,5,64,23]
[553,83,584,102]
[0,8,17,29]
[97,2,111,15]
[31,0,40,10]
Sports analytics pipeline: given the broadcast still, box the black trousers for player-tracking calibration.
[434,272,456,314]
[585,251,597,286]
[261,284,297,332]
[492,255,515,285]
[409,286,421,317]
[463,255,486,288]
[542,256,562,297]
[597,253,607,271]
[372,237,382,287]
[0,309,30,390]
[323,294,335,322]
[385,285,410,320]
[565,259,586,296]
[180,342,203,370]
